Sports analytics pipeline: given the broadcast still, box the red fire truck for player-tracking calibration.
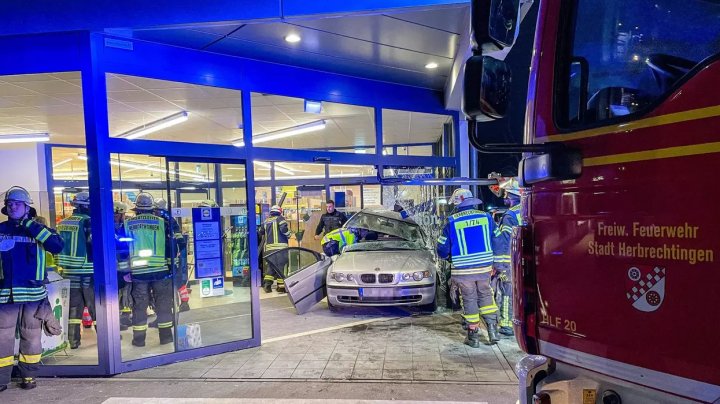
[464,1,720,403]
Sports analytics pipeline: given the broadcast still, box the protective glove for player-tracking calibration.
[34,298,62,337]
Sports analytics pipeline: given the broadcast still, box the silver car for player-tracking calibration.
[282,209,437,314]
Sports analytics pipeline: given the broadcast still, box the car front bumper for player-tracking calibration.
[327,283,435,307]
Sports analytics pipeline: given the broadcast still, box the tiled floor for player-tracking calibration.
[118,312,521,383]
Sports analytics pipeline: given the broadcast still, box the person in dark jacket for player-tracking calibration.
[313,200,348,240]
[0,186,64,392]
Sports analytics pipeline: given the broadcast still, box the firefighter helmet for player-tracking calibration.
[4,186,33,206]
[71,192,91,207]
[134,192,155,210]
[155,198,168,211]
[113,200,128,214]
[450,188,473,205]
[270,205,282,214]
[198,199,218,208]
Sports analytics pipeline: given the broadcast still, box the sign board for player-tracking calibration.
[192,207,223,279]
[200,277,225,297]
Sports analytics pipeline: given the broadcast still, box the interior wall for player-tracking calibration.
[0,143,50,218]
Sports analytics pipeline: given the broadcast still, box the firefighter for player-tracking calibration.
[490,175,523,337]
[124,193,176,346]
[313,200,347,240]
[436,188,500,347]
[0,186,64,391]
[259,205,291,293]
[321,227,360,257]
[57,192,94,349]
[114,201,133,331]
[155,198,189,312]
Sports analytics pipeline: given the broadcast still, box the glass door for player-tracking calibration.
[164,159,257,352]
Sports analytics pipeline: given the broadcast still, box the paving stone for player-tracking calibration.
[303,351,332,361]
[413,370,446,381]
[276,353,306,362]
[443,369,478,381]
[354,360,384,370]
[441,354,471,363]
[329,352,358,361]
[296,360,327,369]
[251,351,279,362]
[383,360,412,370]
[412,361,443,371]
[324,360,355,370]
[268,359,300,369]
[442,361,474,370]
[352,368,384,380]
[213,357,249,368]
[261,367,295,378]
[291,368,324,379]
[321,368,353,379]
[202,367,240,378]
[238,360,272,371]
[413,354,442,362]
[475,370,511,382]
[231,368,265,378]
[382,369,409,380]
[356,352,385,362]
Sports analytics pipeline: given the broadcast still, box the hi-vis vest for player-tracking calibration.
[321,228,357,250]
[437,208,495,275]
[124,214,168,275]
[57,214,93,275]
[262,215,290,254]
[494,204,523,267]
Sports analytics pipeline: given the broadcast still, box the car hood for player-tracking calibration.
[333,248,435,273]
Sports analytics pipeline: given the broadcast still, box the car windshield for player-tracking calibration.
[344,240,423,252]
[345,211,423,243]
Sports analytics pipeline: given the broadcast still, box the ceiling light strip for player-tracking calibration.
[118,111,189,140]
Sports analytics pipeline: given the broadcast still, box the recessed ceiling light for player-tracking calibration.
[425,62,439,69]
[285,34,301,43]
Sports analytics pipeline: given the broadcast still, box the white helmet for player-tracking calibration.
[155,198,168,211]
[450,188,473,205]
[270,205,282,214]
[500,177,522,197]
[198,199,218,208]
[113,201,128,214]
[72,191,91,207]
[134,192,155,211]
[4,186,33,206]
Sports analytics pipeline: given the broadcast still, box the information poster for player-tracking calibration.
[192,207,224,282]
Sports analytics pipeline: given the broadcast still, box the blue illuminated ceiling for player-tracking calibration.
[109,6,468,91]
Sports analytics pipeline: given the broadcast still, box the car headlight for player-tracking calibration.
[346,274,355,282]
[413,271,424,281]
[402,273,411,281]
[332,272,345,282]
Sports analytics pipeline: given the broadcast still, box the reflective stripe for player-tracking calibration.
[133,325,148,331]
[0,356,13,367]
[37,228,52,243]
[18,353,41,364]
[157,322,173,329]
[451,266,493,276]
[462,313,480,323]
[437,236,447,243]
[69,319,83,324]
[479,303,498,315]
[500,296,511,327]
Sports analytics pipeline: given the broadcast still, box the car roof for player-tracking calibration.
[356,208,404,221]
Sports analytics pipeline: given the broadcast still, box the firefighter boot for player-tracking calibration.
[499,326,514,336]
[487,323,500,344]
[119,312,132,331]
[276,280,286,294]
[263,279,273,293]
[159,327,174,345]
[19,377,37,390]
[464,328,481,348]
[461,318,468,330]
[132,330,146,347]
[68,324,81,349]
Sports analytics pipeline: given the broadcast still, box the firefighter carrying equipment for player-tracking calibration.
[259,212,291,292]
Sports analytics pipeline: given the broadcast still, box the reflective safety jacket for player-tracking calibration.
[436,204,496,276]
[493,203,523,268]
[321,228,357,251]
[0,218,64,303]
[115,222,130,272]
[315,210,348,236]
[57,212,93,275]
[124,213,169,275]
[260,214,290,254]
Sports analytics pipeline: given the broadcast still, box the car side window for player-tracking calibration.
[556,0,720,128]
[286,248,322,277]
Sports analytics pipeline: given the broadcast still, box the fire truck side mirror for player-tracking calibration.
[471,0,522,51]
[463,55,512,121]
[519,146,583,186]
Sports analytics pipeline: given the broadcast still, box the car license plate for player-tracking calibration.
[358,287,364,297]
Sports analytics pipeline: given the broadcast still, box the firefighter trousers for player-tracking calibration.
[494,265,513,328]
[0,301,43,385]
[67,275,95,347]
[452,272,498,327]
[263,248,288,287]
[131,277,174,344]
